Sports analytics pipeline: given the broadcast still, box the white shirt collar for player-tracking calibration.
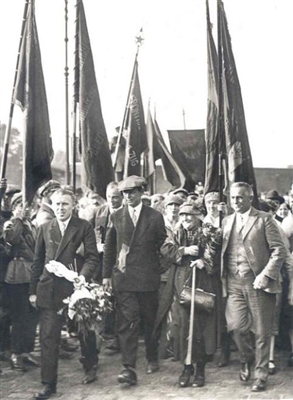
[57,215,72,232]
[128,202,143,221]
[237,207,251,225]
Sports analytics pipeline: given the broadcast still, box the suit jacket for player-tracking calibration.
[94,204,110,243]
[221,207,286,296]
[103,204,167,292]
[29,216,99,310]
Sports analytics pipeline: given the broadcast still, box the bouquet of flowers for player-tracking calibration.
[46,261,113,338]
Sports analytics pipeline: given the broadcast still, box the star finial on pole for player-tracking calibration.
[135,27,144,54]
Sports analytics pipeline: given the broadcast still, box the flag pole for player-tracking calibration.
[64,0,70,184]
[217,0,225,225]
[0,0,30,181]
[113,28,144,171]
[72,0,80,192]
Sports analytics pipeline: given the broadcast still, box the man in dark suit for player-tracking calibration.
[103,176,167,385]
[221,182,286,392]
[29,188,99,399]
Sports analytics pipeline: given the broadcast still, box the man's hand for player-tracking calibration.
[73,275,86,289]
[253,274,269,290]
[184,245,199,257]
[190,259,205,269]
[29,294,37,308]
[103,278,112,290]
[97,242,105,253]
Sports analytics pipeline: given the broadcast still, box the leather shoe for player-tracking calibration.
[239,362,251,382]
[118,367,137,385]
[251,378,266,392]
[82,365,97,384]
[105,338,120,352]
[192,374,205,387]
[33,384,56,399]
[10,354,26,371]
[23,354,40,367]
[218,351,230,368]
[60,339,79,352]
[146,361,159,374]
[268,360,276,375]
[179,365,194,388]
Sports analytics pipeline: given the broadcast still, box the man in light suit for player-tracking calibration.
[221,182,286,392]
[103,176,166,385]
[29,188,99,399]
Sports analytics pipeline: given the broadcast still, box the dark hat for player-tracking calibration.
[173,188,188,197]
[10,192,23,208]
[5,184,21,196]
[179,202,203,216]
[165,194,183,207]
[265,190,285,204]
[118,176,146,192]
[187,191,199,198]
[38,180,61,197]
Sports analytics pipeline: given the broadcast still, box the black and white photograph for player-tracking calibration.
[0,0,292,399]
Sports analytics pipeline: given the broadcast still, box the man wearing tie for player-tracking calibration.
[103,176,166,385]
[29,188,99,399]
[221,182,286,392]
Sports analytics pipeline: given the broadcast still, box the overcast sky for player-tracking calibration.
[0,0,293,168]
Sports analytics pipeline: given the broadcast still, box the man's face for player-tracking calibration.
[52,194,74,221]
[165,203,180,219]
[289,196,293,210]
[230,186,252,214]
[106,187,122,209]
[176,192,187,202]
[123,187,142,208]
[88,192,100,206]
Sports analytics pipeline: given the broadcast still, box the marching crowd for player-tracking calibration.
[0,176,293,399]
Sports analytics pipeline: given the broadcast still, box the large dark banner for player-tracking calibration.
[167,129,205,192]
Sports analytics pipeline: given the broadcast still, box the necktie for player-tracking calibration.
[132,209,137,227]
[60,222,66,236]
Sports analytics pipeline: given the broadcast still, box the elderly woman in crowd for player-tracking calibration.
[3,193,39,371]
[156,202,221,388]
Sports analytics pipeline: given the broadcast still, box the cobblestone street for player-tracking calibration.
[1,338,292,400]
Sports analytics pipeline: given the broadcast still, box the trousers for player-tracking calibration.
[39,308,98,385]
[115,290,159,368]
[225,272,276,381]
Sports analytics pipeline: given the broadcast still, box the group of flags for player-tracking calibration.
[7,0,258,205]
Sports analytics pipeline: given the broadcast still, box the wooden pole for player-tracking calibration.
[217,0,224,226]
[64,0,70,184]
[186,266,196,365]
[0,0,30,180]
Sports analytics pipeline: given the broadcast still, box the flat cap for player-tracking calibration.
[165,194,183,207]
[38,180,61,197]
[179,202,203,216]
[173,188,188,196]
[187,191,199,197]
[118,175,146,191]
[11,192,23,208]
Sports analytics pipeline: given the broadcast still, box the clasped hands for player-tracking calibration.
[184,245,205,270]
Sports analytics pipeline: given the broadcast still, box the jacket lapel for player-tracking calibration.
[130,205,151,247]
[222,214,236,253]
[49,219,62,255]
[55,216,78,260]
[242,208,258,240]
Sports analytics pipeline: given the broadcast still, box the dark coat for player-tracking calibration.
[29,216,99,310]
[103,204,167,292]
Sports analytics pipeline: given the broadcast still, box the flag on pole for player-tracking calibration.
[168,130,205,192]
[204,0,220,194]
[13,0,53,204]
[218,0,258,201]
[123,60,147,178]
[153,119,186,189]
[144,105,161,179]
[76,0,114,198]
